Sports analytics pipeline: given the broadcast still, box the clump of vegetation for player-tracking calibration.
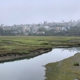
[74,62,79,66]
[45,53,80,80]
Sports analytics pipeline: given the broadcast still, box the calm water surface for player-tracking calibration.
[0,47,80,80]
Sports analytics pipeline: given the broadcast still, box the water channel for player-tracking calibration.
[0,47,80,80]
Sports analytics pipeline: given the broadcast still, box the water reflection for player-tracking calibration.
[0,47,80,80]
[61,47,80,52]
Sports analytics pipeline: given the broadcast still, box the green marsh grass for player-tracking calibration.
[0,36,80,54]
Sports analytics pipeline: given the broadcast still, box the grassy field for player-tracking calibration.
[45,53,80,80]
[0,36,80,54]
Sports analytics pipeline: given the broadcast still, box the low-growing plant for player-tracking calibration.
[74,62,79,66]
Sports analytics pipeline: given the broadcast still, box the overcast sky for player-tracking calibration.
[0,0,80,25]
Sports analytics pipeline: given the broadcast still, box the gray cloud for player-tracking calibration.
[0,0,80,25]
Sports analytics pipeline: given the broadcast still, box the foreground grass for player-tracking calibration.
[0,36,80,54]
[45,53,80,80]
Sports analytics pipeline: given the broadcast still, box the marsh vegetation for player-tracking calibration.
[0,36,80,54]
[0,36,80,60]
[45,53,80,80]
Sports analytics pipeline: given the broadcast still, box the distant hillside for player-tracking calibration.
[0,20,80,36]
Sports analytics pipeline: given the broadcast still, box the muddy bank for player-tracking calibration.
[45,53,80,80]
[0,48,52,62]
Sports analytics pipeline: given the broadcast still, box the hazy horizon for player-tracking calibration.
[0,0,80,25]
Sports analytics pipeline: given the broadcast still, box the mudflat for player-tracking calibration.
[45,53,80,80]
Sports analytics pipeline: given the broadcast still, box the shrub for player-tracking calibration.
[74,62,79,66]
[42,42,49,45]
